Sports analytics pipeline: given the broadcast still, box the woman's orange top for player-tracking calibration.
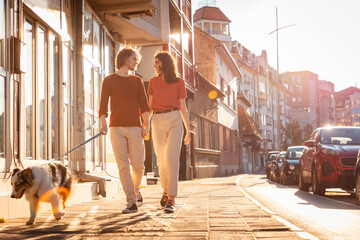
[148,76,187,111]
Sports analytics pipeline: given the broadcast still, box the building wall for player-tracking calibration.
[194,27,218,85]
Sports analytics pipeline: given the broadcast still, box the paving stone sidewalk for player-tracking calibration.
[0,175,305,239]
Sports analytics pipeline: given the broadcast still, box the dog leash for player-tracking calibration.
[56,131,106,160]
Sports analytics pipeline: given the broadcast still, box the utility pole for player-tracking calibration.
[268,8,298,148]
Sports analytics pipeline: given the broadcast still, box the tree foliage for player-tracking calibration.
[283,121,303,147]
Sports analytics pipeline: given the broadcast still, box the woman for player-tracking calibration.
[148,51,190,213]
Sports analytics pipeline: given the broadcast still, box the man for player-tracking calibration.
[99,47,150,213]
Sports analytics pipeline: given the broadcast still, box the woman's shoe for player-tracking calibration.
[160,192,168,207]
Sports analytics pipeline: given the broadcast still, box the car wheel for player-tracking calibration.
[312,167,325,196]
[298,169,310,192]
[356,172,360,205]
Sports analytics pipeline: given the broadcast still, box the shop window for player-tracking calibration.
[0,0,4,68]
[23,14,60,160]
[104,34,115,76]
[0,76,4,158]
[37,26,46,160]
[83,5,93,61]
[24,19,34,159]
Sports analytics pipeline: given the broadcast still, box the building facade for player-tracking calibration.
[0,0,196,219]
[285,71,320,132]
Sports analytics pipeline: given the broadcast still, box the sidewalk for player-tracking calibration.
[0,175,305,239]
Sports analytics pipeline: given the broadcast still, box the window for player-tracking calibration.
[83,4,108,165]
[24,18,34,159]
[0,0,5,158]
[0,76,4,158]
[198,118,219,150]
[23,15,61,160]
[0,0,4,68]
[104,34,115,76]
[259,82,265,95]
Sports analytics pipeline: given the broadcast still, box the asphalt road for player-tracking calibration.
[238,174,360,240]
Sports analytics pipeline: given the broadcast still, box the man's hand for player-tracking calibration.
[100,115,108,135]
[142,127,150,141]
[184,131,190,145]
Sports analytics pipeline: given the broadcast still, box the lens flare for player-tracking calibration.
[208,90,218,99]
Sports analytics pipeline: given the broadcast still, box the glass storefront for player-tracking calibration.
[24,18,34,159]
[0,0,4,68]
[37,26,46,159]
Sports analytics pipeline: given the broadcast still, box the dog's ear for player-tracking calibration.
[12,168,21,177]
[21,168,33,185]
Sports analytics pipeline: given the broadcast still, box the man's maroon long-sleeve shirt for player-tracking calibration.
[98,73,150,127]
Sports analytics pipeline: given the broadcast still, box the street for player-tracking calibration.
[238,174,360,240]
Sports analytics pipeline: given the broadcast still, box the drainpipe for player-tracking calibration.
[74,0,106,197]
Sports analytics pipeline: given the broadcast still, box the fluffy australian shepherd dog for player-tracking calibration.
[11,162,72,225]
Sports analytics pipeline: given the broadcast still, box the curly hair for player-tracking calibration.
[154,51,179,83]
[115,47,141,70]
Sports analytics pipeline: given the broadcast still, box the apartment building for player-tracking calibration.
[335,87,360,126]
[285,71,320,132]
[319,80,335,127]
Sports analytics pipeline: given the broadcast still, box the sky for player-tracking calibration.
[192,0,360,92]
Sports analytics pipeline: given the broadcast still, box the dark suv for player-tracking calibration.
[299,127,360,196]
[279,146,305,185]
[265,151,279,179]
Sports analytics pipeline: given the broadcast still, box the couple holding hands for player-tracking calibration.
[98,47,190,214]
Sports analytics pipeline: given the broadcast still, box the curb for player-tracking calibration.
[235,176,319,240]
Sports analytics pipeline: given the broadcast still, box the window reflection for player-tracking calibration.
[49,34,58,159]
[0,1,5,68]
[83,5,93,60]
[0,76,4,158]
[38,26,46,160]
[93,21,100,64]
[105,35,115,75]
[63,43,69,159]
[24,20,33,159]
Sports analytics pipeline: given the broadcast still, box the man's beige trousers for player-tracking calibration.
[152,111,184,196]
[110,127,145,204]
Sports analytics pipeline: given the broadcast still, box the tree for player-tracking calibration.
[283,121,303,146]
[302,123,313,143]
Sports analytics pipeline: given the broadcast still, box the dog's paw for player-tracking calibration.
[26,219,35,225]
[54,211,65,220]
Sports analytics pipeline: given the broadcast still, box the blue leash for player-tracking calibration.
[56,131,106,160]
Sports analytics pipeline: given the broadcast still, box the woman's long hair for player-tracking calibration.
[155,52,179,83]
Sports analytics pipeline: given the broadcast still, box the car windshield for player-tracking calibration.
[269,153,277,160]
[287,147,304,159]
[320,128,360,145]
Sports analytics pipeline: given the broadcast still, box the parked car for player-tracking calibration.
[299,126,360,196]
[279,146,305,185]
[265,151,279,179]
[269,151,286,182]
